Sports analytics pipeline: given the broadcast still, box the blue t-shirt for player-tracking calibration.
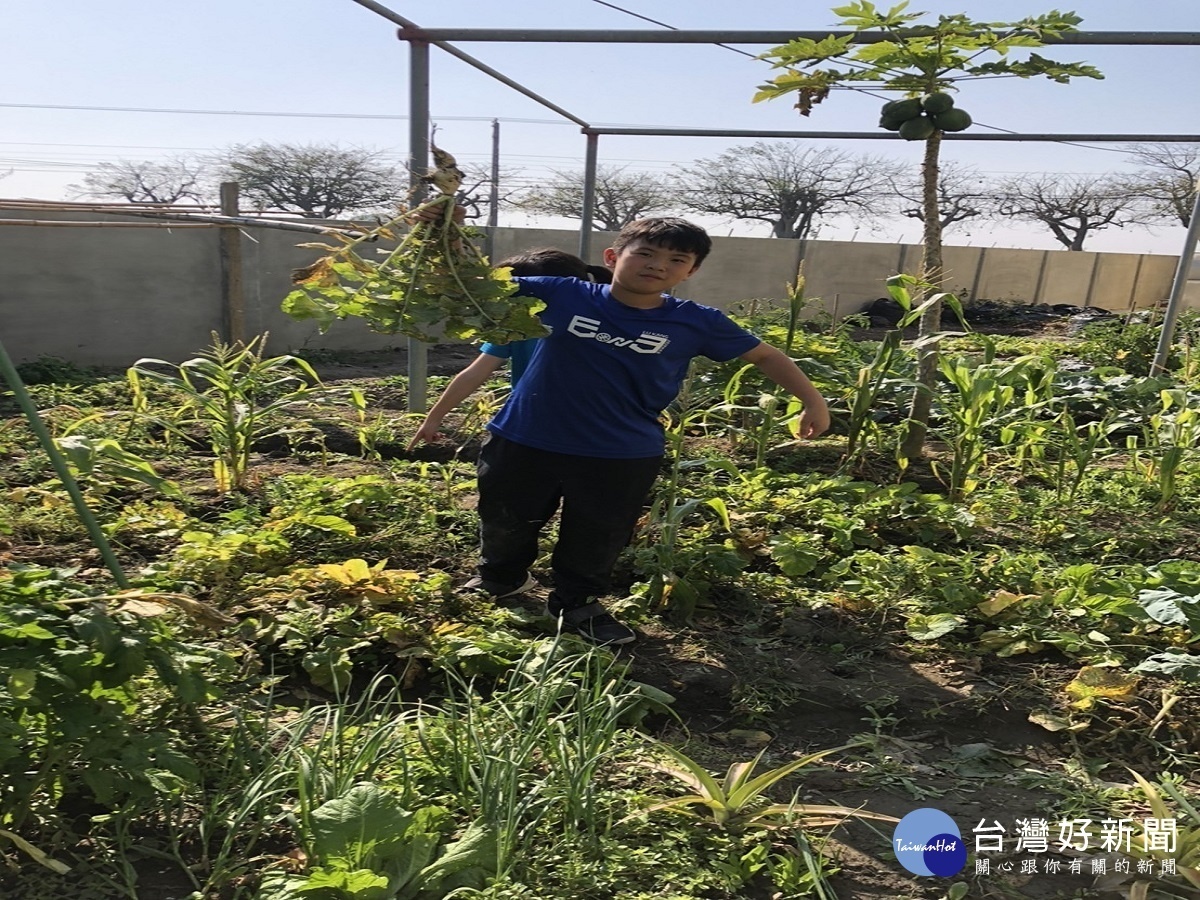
[479,338,537,384]
[488,277,761,458]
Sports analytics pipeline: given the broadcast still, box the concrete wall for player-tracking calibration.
[0,206,1187,366]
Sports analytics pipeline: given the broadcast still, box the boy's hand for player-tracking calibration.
[407,201,466,226]
[407,419,446,450]
[793,405,830,440]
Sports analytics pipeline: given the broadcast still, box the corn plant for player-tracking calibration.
[128,332,324,492]
[347,386,397,460]
[637,739,897,832]
[840,275,952,473]
[1138,388,1200,510]
[708,270,812,468]
[934,344,1054,499]
[639,369,734,618]
[1122,770,1200,897]
[1049,408,1122,502]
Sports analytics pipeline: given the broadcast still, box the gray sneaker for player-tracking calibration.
[547,600,636,646]
[462,573,537,600]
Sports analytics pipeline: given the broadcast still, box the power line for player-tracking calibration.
[0,101,570,126]
[589,0,759,59]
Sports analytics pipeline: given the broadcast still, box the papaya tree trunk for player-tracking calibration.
[900,131,945,460]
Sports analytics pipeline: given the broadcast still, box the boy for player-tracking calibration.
[408,249,608,448]
[432,215,829,645]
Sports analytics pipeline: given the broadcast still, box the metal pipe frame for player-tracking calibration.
[395,28,1200,46]
[585,127,1200,142]
[407,36,430,413]
[353,1,1200,386]
[350,0,590,128]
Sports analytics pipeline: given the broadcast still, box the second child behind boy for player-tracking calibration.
[408,248,608,448]
[429,213,830,645]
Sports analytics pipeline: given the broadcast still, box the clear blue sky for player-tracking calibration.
[4,0,1198,253]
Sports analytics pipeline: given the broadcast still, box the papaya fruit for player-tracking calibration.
[933,108,972,132]
[898,116,936,141]
[921,92,955,115]
[878,113,904,131]
[880,98,922,122]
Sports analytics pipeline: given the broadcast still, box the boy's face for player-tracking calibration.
[603,239,700,296]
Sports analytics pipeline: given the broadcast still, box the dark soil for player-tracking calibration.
[286,333,1173,900]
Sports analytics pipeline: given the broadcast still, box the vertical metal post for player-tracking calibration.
[407,37,431,412]
[1032,250,1050,305]
[1151,187,1200,375]
[579,132,599,261]
[218,182,245,343]
[484,118,500,260]
[970,247,988,303]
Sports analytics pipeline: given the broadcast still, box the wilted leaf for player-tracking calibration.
[976,590,1028,617]
[1028,709,1087,733]
[1065,666,1139,709]
[905,613,965,641]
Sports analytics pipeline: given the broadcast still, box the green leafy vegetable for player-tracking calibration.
[282,145,547,344]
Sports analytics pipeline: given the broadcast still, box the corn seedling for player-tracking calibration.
[637,740,898,831]
[1122,770,1200,897]
[1140,388,1200,511]
[129,332,324,492]
[934,345,1054,499]
[347,386,396,460]
[54,427,184,500]
[640,369,732,618]
[1050,408,1121,502]
[282,144,545,344]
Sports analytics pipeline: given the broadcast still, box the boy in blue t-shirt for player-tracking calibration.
[420,216,830,645]
[408,250,608,447]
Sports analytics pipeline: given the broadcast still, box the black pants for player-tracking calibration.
[476,434,662,607]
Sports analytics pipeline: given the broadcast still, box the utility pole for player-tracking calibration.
[484,118,500,258]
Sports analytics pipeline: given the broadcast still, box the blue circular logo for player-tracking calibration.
[892,808,967,877]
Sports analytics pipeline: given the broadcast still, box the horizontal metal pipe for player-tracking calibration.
[0,219,215,228]
[0,199,219,212]
[398,28,1200,46]
[349,0,591,128]
[585,127,1200,142]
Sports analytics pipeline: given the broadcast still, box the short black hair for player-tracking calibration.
[585,264,613,284]
[495,247,588,278]
[610,217,711,265]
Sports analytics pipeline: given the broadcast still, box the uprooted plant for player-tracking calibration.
[281,144,547,344]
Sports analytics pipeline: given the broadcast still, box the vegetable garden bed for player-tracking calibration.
[2,311,1199,900]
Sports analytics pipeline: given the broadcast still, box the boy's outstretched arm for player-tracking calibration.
[408,354,504,448]
[739,343,831,439]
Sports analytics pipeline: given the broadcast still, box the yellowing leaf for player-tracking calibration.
[1065,666,1139,709]
[117,599,170,617]
[976,590,1029,617]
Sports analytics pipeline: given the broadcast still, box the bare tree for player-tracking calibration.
[995,173,1145,251]
[516,165,677,231]
[70,157,209,204]
[218,143,403,219]
[677,143,903,240]
[681,142,902,240]
[1123,142,1200,227]
[456,162,524,223]
[890,161,989,233]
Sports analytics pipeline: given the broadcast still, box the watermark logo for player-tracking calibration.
[893,807,968,877]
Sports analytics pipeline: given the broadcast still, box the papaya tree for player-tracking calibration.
[754,2,1102,457]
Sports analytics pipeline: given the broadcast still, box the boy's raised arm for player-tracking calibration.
[739,343,831,439]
